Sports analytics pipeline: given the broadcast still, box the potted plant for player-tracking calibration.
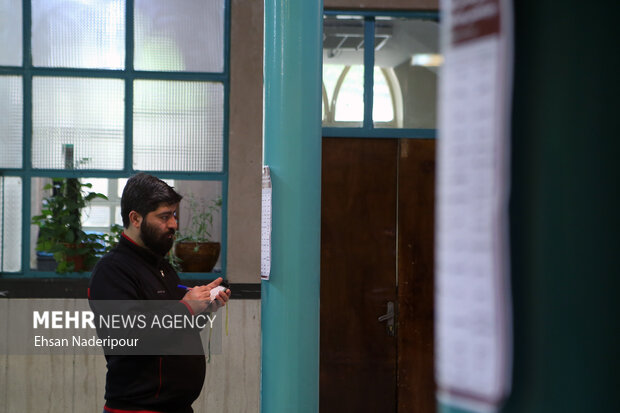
[31,177,108,273]
[172,194,222,273]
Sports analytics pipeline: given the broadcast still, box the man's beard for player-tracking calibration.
[141,219,175,257]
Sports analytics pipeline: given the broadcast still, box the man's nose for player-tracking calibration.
[168,216,178,230]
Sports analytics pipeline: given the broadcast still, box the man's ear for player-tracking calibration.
[128,210,142,229]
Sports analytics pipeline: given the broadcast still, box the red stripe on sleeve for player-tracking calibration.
[179,300,195,315]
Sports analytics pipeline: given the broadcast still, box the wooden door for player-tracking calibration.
[320,138,398,412]
[320,138,436,413]
[397,139,436,412]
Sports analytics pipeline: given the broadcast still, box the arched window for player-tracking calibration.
[322,65,401,127]
[322,13,440,133]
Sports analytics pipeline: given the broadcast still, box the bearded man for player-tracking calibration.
[89,173,230,413]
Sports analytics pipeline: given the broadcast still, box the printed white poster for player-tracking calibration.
[435,0,514,410]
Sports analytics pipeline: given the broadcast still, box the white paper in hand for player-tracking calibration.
[210,286,226,301]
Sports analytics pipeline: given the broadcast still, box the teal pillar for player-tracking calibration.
[261,1,323,412]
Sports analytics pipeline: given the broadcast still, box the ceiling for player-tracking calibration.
[323,17,440,68]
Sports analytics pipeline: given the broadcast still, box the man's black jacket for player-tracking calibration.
[89,234,205,413]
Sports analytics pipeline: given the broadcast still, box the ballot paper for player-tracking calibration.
[435,0,514,411]
[261,166,272,280]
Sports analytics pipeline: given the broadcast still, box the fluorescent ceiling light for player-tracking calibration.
[411,53,443,67]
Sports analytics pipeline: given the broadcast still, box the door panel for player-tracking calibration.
[320,138,398,412]
[397,139,436,413]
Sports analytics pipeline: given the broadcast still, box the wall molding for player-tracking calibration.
[0,278,261,299]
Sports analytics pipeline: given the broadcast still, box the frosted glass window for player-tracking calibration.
[114,207,123,226]
[133,80,224,172]
[0,0,23,66]
[0,177,22,272]
[0,76,23,168]
[135,0,224,72]
[82,206,110,228]
[32,77,124,170]
[31,0,125,69]
[117,178,128,197]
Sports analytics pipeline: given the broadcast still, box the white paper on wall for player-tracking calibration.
[435,0,514,411]
[261,166,272,280]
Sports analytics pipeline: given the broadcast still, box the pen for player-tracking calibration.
[177,284,192,290]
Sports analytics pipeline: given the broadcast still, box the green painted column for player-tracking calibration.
[261,0,323,412]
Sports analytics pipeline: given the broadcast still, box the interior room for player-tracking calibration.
[0,0,617,412]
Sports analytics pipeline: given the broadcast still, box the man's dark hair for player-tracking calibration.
[121,173,183,228]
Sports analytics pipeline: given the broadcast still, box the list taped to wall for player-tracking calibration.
[435,0,514,411]
[261,166,272,280]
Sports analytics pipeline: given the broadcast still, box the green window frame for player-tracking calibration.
[0,0,231,279]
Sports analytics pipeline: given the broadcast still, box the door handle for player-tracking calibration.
[378,301,395,336]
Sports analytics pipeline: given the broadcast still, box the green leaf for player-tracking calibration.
[64,231,75,243]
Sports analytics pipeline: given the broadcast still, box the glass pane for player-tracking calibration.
[80,178,112,229]
[0,0,23,66]
[323,15,364,127]
[31,0,125,69]
[1,177,22,272]
[135,0,224,72]
[31,176,116,271]
[117,178,128,197]
[114,206,122,226]
[334,65,364,123]
[174,180,223,272]
[118,178,224,271]
[373,67,394,123]
[0,76,23,168]
[322,64,344,124]
[32,77,124,170]
[323,64,344,108]
[85,178,109,197]
[82,206,110,228]
[28,177,224,272]
[133,80,224,172]
[374,17,440,129]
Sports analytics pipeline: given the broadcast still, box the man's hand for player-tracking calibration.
[181,277,231,314]
[182,285,211,314]
[204,277,232,312]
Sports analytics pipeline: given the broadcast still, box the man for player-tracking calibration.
[89,173,230,413]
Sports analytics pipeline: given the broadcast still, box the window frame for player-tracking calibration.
[322,9,439,139]
[0,0,231,279]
